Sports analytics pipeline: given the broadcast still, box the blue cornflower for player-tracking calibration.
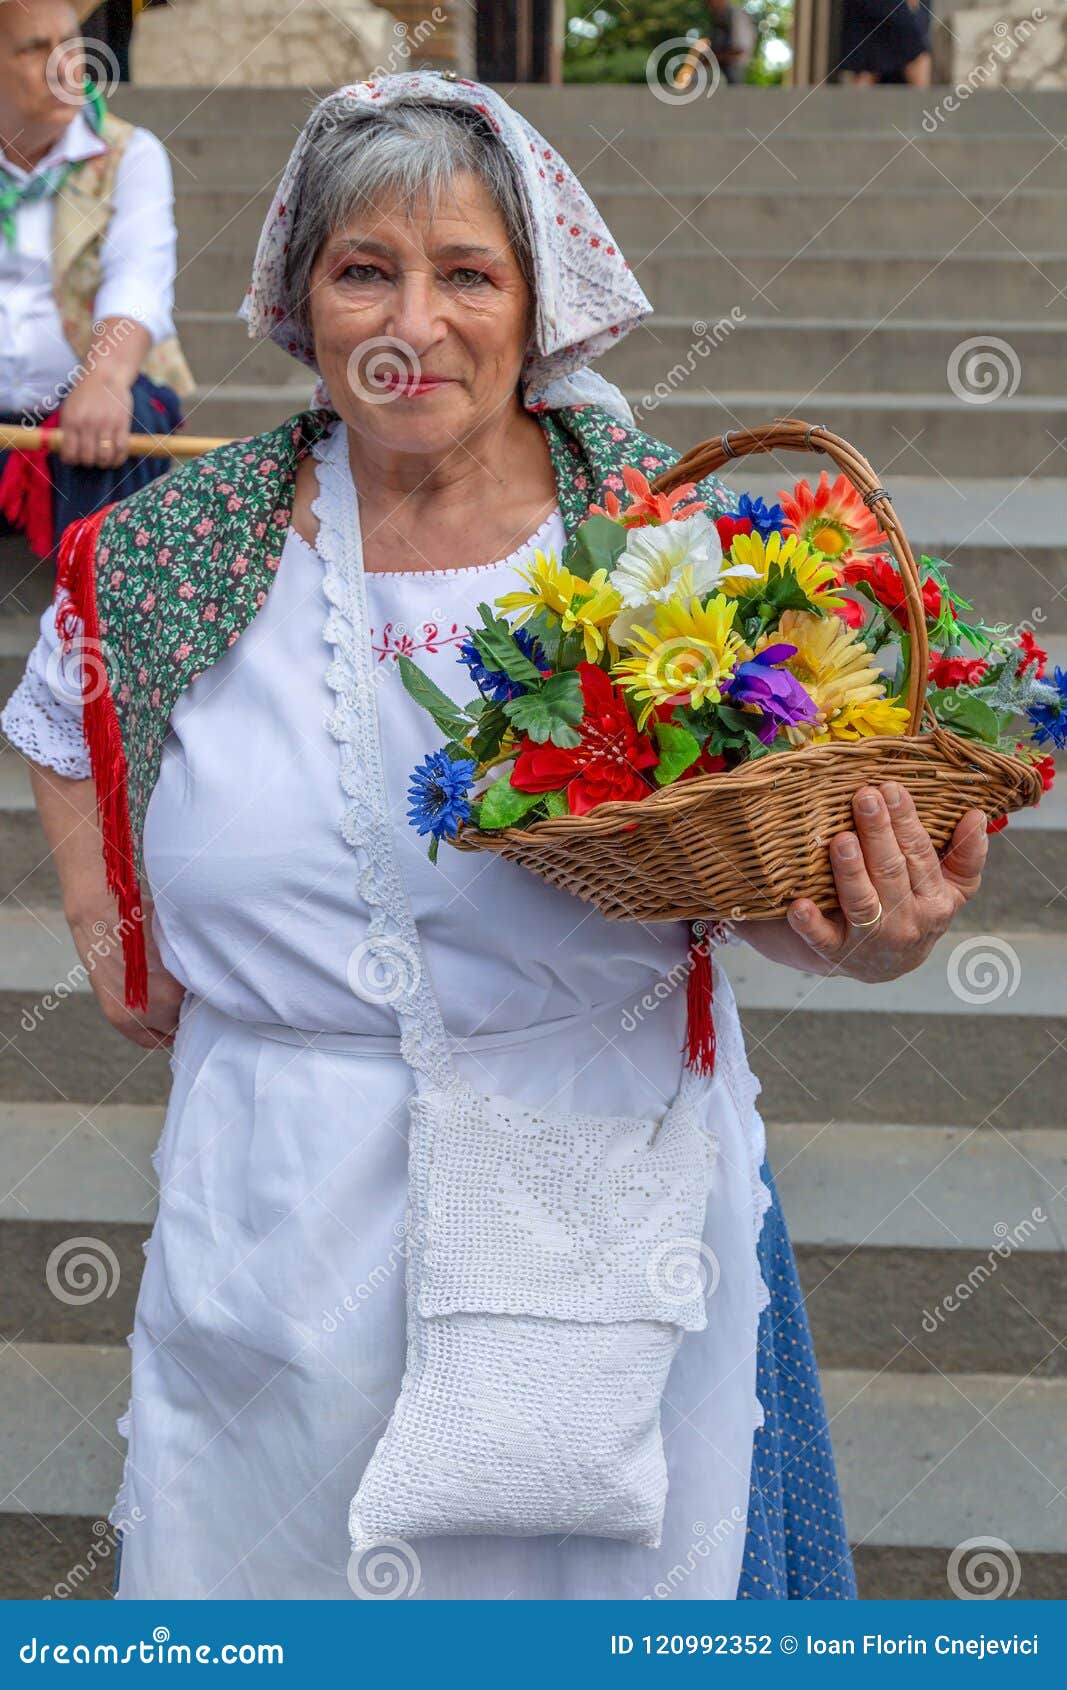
[735,493,789,538]
[1026,665,1067,750]
[459,625,549,703]
[407,750,477,841]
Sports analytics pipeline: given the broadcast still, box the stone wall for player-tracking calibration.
[132,0,472,87]
[947,2,1067,87]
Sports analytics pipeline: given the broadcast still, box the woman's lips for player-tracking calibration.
[377,376,453,397]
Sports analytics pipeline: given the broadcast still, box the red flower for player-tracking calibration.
[833,595,868,630]
[839,555,942,627]
[987,814,1009,834]
[510,663,659,815]
[715,514,754,552]
[588,465,704,528]
[1016,630,1048,679]
[928,653,989,688]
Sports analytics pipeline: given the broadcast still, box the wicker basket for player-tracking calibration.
[452,418,1043,921]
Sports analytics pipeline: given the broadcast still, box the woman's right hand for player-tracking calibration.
[27,762,187,1052]
[69,900,187,1051]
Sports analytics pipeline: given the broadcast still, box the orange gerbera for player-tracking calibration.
[589,465,705,528]
[777,471,881,561]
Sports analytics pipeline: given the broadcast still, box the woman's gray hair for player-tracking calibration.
[282,100,535,338]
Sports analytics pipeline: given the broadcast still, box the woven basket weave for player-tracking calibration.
[453,418,1043,921]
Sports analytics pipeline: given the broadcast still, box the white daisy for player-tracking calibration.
[608,512,758,646]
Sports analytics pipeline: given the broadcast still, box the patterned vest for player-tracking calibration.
[55,402,733,1010]
[51,111,195,398]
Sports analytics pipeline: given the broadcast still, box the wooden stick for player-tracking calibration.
[0,425,230,461]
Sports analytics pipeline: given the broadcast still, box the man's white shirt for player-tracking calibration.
[0,109,178,414]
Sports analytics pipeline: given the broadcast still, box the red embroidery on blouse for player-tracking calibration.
[371,621,467,663]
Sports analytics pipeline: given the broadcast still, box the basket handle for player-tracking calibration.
[647,417,930,735]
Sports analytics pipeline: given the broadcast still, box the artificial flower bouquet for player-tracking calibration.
[400,422,1054,922]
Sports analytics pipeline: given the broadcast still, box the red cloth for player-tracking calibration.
[0,410,60,559]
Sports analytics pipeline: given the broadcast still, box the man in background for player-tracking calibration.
[0,0,192,557]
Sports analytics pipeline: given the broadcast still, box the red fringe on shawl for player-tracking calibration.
[0,411,60,559]
[684,919,716,1075]
[55,504,149,1012]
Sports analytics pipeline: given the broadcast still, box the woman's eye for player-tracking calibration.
[341,263,385,283]
[450,268,489,287]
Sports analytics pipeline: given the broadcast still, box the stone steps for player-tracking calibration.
[0,81,1063,1602]
[176,312,1067,399]
[151,126,1067,195]
[168,182,1067,259]
[1,1340,1063,1597]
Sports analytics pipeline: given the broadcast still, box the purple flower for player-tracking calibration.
[727,644,818,744]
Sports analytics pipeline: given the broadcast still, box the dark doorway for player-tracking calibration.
[476,0,558,82]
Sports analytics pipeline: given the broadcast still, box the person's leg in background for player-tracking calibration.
[50,372,182,541]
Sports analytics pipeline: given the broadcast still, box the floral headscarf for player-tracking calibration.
[237,71,652,425]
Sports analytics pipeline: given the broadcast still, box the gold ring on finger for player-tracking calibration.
[848,900,883,929]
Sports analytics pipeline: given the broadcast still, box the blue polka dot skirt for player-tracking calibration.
[738,1159,857,1600]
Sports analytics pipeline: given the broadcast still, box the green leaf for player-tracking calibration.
[477,772,548,830]
[469,606,545,688]
[562,512,629,582]
[469,700,511,765]
[503,670,584,746]
[652,721,702,785]
[757,572,816,616]
[543,787,571,817]
[427,834,440,865]
[928,686,1002,744]
[396,655,473,742]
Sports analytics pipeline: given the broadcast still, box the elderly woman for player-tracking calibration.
[1,73,988,1602]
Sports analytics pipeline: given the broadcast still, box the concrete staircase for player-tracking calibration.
[1,84,1065,1601]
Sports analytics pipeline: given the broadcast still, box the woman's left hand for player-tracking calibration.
[783,781,989,982]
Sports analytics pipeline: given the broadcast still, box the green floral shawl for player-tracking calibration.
[55,402,734,1009]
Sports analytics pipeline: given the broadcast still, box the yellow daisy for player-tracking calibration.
[720,529,844,613]
[611,593,744,730]
[768,609,892,743]
[495,549,623,664]
[810,697,911,742]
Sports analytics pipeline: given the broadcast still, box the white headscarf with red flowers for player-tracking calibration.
[237,71,652,425]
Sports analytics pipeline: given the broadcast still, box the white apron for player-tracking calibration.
[107,419,772,1599]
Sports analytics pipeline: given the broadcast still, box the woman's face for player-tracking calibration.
[306,169,533,458]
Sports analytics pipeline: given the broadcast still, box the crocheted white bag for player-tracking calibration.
[311,421,720,1550]
[352,1068,716,1548]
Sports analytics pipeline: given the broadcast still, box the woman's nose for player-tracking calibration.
[382,273,447,352]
